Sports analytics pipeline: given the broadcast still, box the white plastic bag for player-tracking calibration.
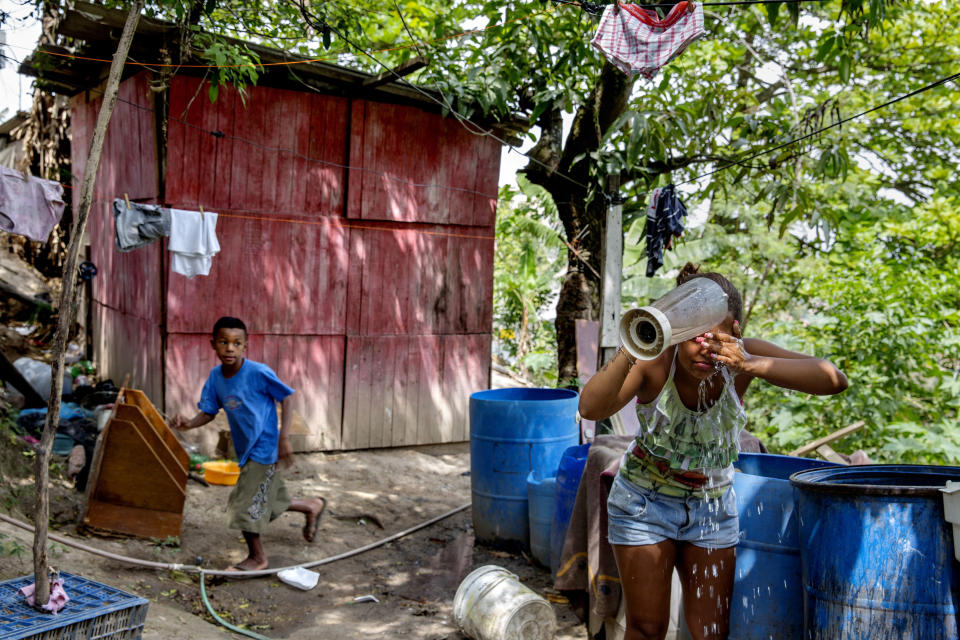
[276,567,319,591]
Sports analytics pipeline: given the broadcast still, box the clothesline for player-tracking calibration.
[678,68,960,186]
[57,64,957,244]
[13,1,952,252]
[23,2,556,70]
[44,92,502,243]
[113,201,220,277]
[98,195,499,278]
[62,191,498,242]
[556,0,828,15]
[115,98,500,203]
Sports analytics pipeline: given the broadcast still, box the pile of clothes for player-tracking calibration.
[14,380,120,491]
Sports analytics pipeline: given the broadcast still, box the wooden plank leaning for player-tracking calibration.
[79,381,188,540]
[788,420,866,459]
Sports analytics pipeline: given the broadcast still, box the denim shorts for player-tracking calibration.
[607,473,739,549]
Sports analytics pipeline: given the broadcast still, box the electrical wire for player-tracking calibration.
[679,69,960,186]
[19,4,555,70]
[24,0,935,201]
[294,0,593,195]
[118,97,498,203]
[554,0,833,15]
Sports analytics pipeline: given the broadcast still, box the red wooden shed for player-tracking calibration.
[26,5,501,452]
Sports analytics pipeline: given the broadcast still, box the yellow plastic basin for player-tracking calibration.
[202,460,241,485]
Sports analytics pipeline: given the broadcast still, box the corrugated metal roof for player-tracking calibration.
[19,2,453,112]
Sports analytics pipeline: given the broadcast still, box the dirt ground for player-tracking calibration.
[0,442,588,639]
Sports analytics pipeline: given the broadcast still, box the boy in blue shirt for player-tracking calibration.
[171,316,326,572]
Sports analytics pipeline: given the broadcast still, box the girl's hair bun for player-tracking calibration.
[672,262,744,324]
[676,262,701,285]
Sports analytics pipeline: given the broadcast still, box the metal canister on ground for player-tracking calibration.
[453,565,556,640]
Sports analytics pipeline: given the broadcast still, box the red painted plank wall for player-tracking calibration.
[71,73,163,402]
[343,224,494,336]
[341,334,489,449]
[165,77,347,220]
[163,77,350,448]
[158,77,500,451]
[341,100,499,449]
[164,77,351,334]
[347,101,499,226]
[164,333,344,451]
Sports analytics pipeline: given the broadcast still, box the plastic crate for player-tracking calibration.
[0,572,148,640]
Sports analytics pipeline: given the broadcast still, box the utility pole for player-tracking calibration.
[598,174,623,370]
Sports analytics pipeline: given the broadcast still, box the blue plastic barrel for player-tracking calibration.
[469,388,579,549]
[527,471,556,568]
[550,443,591,574]
[729,453,840,640]
[791,465,960,639]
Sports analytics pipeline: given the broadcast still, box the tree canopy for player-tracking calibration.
[14,0,960,461]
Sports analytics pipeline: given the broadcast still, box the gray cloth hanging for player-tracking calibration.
[113,198,171,252]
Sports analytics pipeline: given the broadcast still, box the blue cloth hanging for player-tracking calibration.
[644,184,687,277]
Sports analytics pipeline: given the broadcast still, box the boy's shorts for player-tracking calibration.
[226,461,291,533]
[607,472,739,550]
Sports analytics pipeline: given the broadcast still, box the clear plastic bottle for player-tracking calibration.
[620,278,729,360]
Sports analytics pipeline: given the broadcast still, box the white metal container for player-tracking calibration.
[453,565,556,640]
[620,278,729,361]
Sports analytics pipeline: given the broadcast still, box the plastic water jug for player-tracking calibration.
[620,277,728,360]
[453,565,556,640]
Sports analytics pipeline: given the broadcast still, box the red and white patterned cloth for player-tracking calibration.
[590,2,705,79]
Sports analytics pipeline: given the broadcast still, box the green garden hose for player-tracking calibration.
[199,569,274,640]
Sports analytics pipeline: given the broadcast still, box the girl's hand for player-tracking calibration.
[698,320,750,374]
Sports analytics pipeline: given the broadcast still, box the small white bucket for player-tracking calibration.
[453,565,556,640]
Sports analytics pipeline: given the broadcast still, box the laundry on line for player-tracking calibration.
[0,165,66,243]
[591,1,705,78]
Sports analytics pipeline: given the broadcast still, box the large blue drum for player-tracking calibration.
[550,443,590,574]
[527,471,556,567]
[729,453,839,640]
[791,465,960,640]
[469,388,579,549]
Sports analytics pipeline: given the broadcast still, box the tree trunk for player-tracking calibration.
[523,63,635,387]
[32,0,145,607]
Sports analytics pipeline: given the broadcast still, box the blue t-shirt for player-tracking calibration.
[198,359,294,466]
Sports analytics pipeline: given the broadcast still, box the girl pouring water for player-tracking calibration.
[578,263,848,640]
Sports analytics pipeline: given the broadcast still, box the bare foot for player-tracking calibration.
[302,497,327,543]
[225,557,269,572]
